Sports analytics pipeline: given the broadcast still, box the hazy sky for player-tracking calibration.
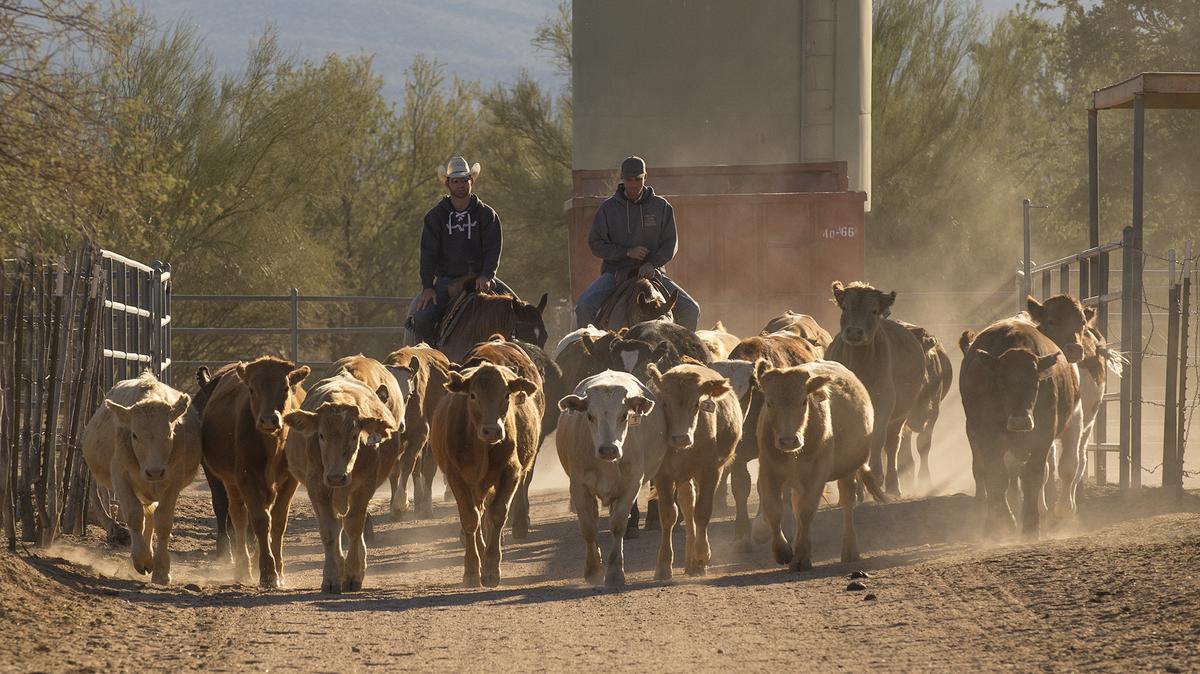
[136,1,1026,99]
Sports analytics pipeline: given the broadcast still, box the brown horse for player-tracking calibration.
[437,291,549,363]
[594,275,678,331]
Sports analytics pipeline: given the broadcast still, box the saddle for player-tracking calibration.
[593,266,671,329]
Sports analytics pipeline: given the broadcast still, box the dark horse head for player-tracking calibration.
[439,291,550,363]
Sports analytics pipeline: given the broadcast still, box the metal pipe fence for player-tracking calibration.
[170,290,413,374]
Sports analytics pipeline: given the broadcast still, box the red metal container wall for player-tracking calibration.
[566,191,866,336]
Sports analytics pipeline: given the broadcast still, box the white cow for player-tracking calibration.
[556,370,663,586]
[82,372,201,584]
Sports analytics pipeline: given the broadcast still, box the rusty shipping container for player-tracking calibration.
[566,163,866,336]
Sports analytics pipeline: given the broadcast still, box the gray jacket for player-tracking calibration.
[588,184,679,275]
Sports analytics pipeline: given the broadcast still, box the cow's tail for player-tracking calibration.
[1100,346,1128,377]
[858,464,888,503]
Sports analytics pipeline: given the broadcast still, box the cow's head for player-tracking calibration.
[1026,295,1091,364]
[106,394,191,482]
[557,332,617,391]
[236,358,309,435]
[383,354,422,435]
[754,360,830,453]
[609,337,674,381]
[972,347,1059,432]
[832,281,895,347]
[512,293,550,348]
[284,394,395,488]
[646,363,731,451]
[445,363,538,445]
[559,383,654,462]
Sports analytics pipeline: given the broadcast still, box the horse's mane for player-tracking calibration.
[440,293,518,362]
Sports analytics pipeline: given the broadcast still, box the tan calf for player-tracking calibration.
[755,361,882,571]
[431,363,541,587]
[283,369,397,593]
[644,362,742,579]
[384,344,451,518]
[82,372,200,584]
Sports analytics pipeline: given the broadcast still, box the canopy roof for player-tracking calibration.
[1090,72,1200,111]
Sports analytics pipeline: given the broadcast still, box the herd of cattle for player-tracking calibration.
[78,279,1121,592]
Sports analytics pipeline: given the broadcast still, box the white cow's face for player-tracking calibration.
[106,395,190,482]
[559,385,654,462]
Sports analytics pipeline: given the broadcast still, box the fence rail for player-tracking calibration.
[172,289,412,371]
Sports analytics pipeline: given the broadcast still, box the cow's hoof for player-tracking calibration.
[342,577,363,592]
[133,557,152,575]
[390,509,407,522]
[623,525,640,540]
[463,574,482,589]
[772,540,792,565]
[686,563,707,577]
[107,528,131,546]
[605,568,626,587]
[321,578,342,594]
[643,520,660,532]
[654,566,672,581]
[417,507,434,519]
[841,551,861,564]
[585,568,604,585]
[788,558,813,573]
[481,571,500,588]
[260,575,281,590]
[150,571,171,586]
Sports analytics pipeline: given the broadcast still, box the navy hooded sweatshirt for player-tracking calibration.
[587,184,679,275]
[419,194,502,289]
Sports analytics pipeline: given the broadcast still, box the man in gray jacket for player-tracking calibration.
[575,156,700,330]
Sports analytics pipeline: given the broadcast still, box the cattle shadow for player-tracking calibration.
[24,485,1199,613]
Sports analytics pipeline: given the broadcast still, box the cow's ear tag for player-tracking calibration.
[627,414,642,427]
[700,399,717,413]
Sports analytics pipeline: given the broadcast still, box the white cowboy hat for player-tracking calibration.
[437,156,481,181]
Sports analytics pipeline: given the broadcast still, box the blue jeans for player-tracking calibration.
[575,272,700,331]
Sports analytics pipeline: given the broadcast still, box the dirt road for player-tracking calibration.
[3,480,1199,672]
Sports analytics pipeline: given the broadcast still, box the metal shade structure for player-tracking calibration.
[1086,71,1200,487]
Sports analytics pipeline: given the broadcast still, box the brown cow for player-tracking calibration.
[82,372,200,584]
[895,322,954,493]
[755,360,883,570]
[827,281,927,496]
[695,321,740,360]
[458,335,546,539]
[644,362,742,579]
[1023,294,1121,517]
[760,311,833,356]
[200,357,309,587]
[283,367,398,593]
[719,332,819,546]
[383,344,452,518]
[431,362,541,587]
[959,318,1082,539]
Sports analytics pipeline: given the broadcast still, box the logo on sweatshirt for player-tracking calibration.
[641,214,657,228]
[447,211,476,239]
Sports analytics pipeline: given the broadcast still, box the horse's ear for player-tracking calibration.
[536,293,548,314]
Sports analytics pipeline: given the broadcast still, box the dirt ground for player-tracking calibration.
[2,474,1199,673]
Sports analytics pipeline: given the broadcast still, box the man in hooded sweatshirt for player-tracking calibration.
[411,155,513,344]
[574,155,700,331]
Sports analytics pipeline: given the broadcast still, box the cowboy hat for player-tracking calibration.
[437,156,481,181]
